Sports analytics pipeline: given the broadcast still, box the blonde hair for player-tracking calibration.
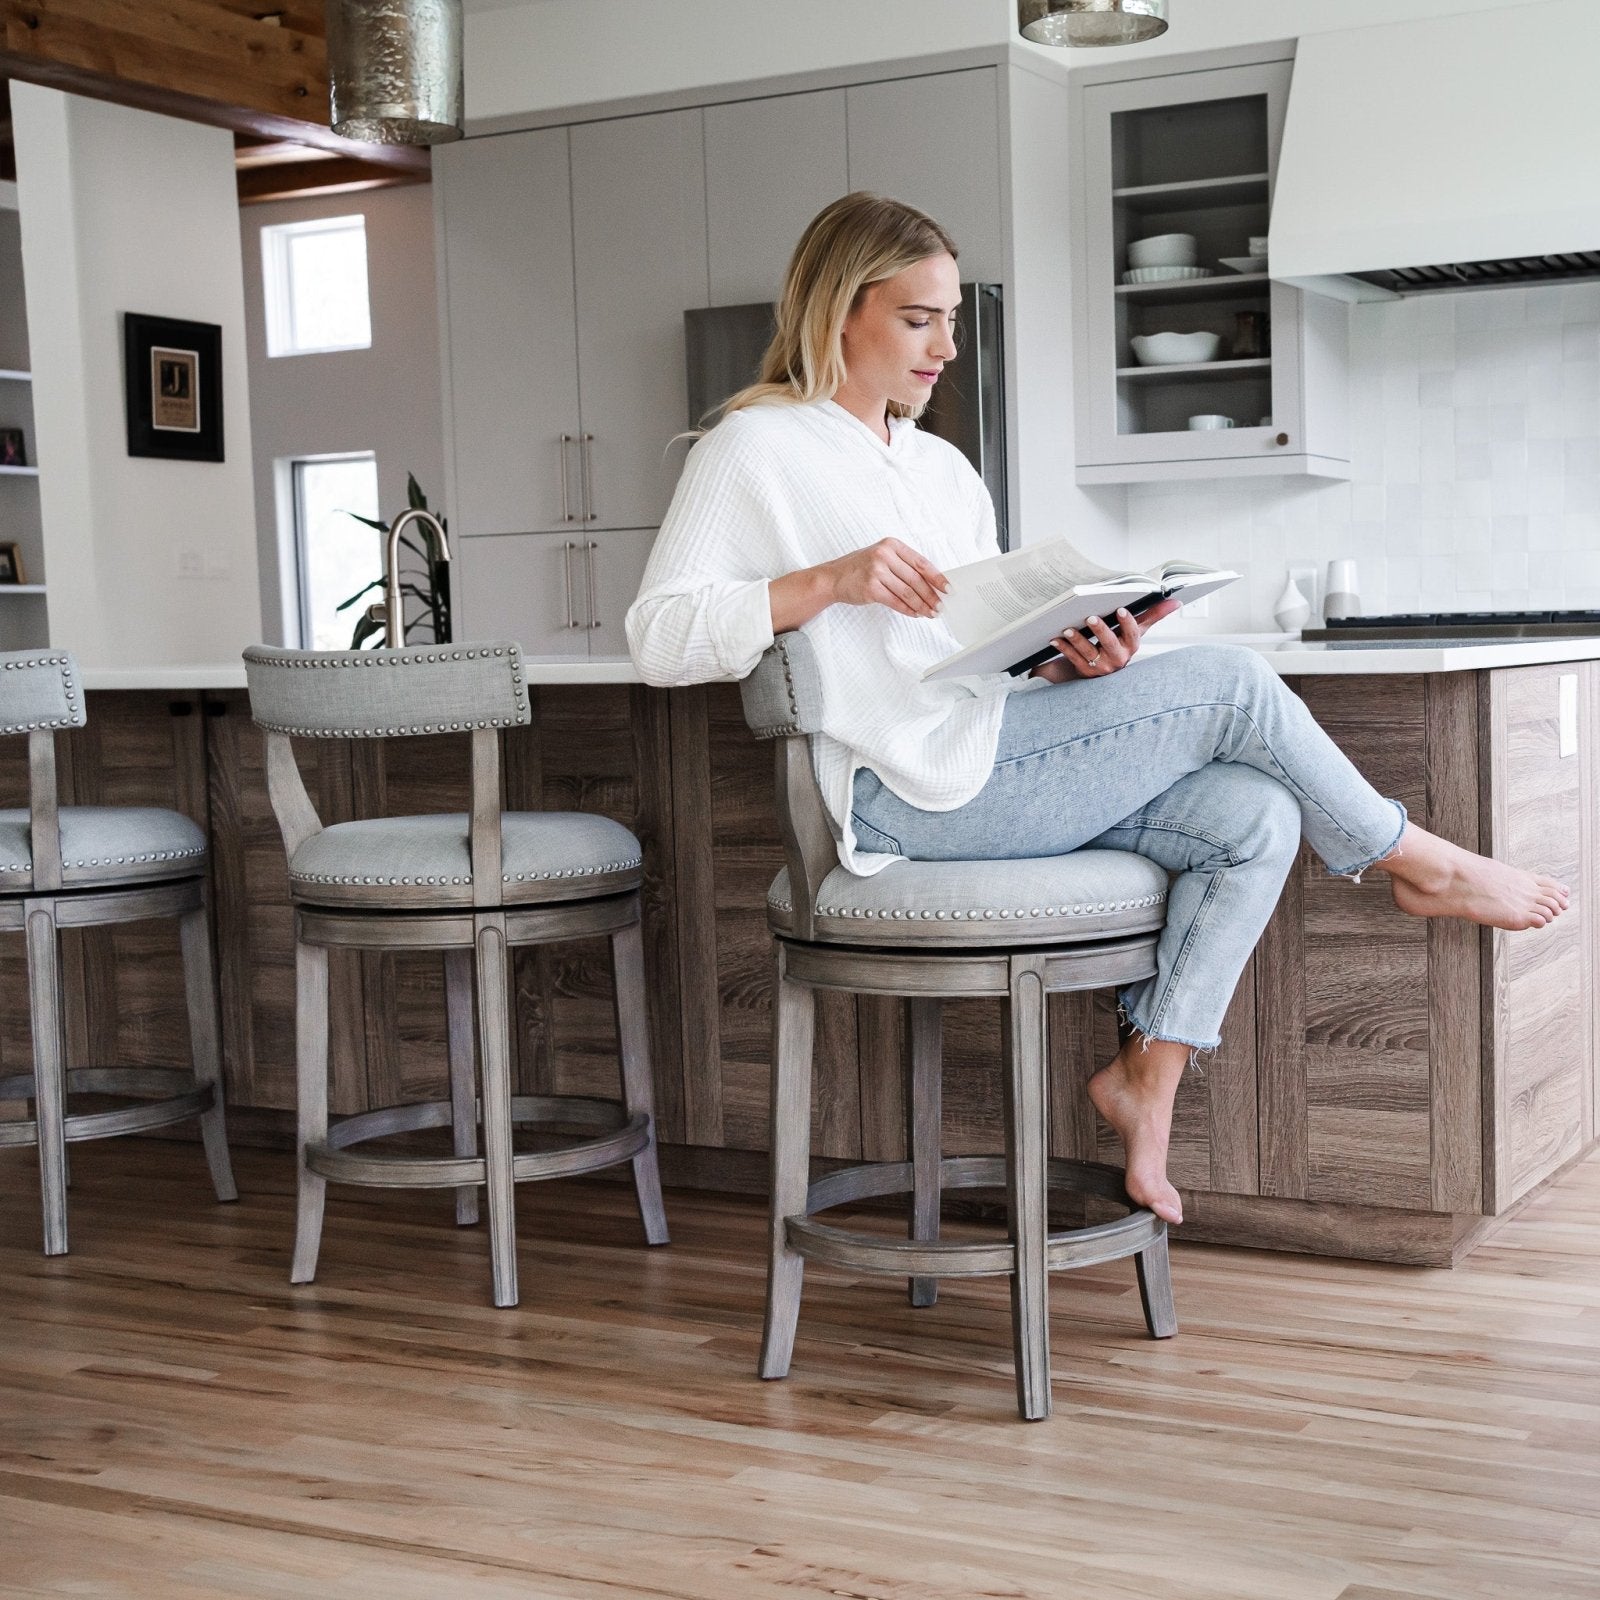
[714,191,958,427]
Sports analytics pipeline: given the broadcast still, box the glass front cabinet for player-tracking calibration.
[1071,45,1351,484]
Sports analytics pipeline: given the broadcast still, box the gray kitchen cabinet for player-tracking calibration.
[455,528,655,659]
[583,528,657,657]
[438,111,707,540]
[846,69,1004,282]
[704,89,849,303]
[1071,48,1350,484]
[570,110,709,530]
[455,532,589,657]
[435,127,581,536]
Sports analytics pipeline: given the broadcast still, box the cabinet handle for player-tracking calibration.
[559,434,576,522]
[563,540,580,628]
[585,539,600,628]
[1275,432,1290,447]
[581,432,598,522]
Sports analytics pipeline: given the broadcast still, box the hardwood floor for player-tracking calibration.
[1,1141,1598,1599]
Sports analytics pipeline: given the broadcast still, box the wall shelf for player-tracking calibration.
[0,369,31,383]
[0,585,46,596]
[1115,272,1269,301]
[0,464,39,476]
[1111,172,1270,213]
[1116,357,1271,382]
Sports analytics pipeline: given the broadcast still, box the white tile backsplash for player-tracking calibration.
[1127,282,1600,626]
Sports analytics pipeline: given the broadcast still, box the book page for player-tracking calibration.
[939,539,1135,646]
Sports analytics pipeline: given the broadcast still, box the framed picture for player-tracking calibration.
[122,313,223,462]
[0,542,25,584]
[0,428,24,467]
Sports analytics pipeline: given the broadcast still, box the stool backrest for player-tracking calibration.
[0,651,86,893]
[242,643,531,906]
[738,632,835,941]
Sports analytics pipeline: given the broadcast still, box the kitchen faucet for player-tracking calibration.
[372,508,452,648]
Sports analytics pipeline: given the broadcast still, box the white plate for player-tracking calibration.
[1218,256,1267,274]
[1120,266,1215,285]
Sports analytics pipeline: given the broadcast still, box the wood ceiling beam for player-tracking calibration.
[238,155,427,205]
[0,0,428,173]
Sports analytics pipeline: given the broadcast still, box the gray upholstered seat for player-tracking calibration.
[243,641,668,1311]
[766,850,1168,946]
[741,631,1177,1422]
[288,811,642,907]
[0,649,235,1258]
[0,805,207,893]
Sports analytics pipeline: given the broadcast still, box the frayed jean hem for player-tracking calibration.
[1324,797,1408,883]
[1118,997,1221,1057]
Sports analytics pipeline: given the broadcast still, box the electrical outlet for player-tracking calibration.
[1181,593,1210,619]
[175,549,202,579]
[1288,562,1320,617]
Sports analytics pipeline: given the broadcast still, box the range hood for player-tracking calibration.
[1269,0,1600,299]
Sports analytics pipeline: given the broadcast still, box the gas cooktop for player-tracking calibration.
[1303,610,1600,640]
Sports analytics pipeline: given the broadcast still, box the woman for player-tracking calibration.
[626,192,1568,1226]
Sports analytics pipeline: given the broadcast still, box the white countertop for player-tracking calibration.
[1141,632,1600,675]
[72,634,1600,692]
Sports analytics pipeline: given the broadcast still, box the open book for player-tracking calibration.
[923,539,1240,681]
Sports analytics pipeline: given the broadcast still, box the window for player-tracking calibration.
[292,453,382,649]
[261,215,373,356]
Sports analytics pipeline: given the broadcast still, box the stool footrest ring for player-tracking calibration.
[787,1155,1164,1279]
[0,1068,214,1147]
[305,1094,651,1190]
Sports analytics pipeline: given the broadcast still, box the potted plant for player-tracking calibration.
[336,474,453,648]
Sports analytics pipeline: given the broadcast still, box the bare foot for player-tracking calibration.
[1376,824,1570,931]
[1087,1040,1188,1225]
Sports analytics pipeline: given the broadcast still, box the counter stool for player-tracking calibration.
[0,650,236,1254]
[243,642,668,1308]
[741,633,1178,1420]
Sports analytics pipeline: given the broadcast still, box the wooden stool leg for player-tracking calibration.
[1004,953,1052,1422]
[179,896,238,1204]
[610,919,669,1246]
[759,952,814,1380]
[444,949,479,1228]
[291,939,329,1284]
[475,913,518,1309]
[907,997,942,1308]
[25,902,68,1257]
[1135,1230,1179,1339]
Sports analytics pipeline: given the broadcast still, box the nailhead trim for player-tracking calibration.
[767,890,1167,921]
[747,636,806,739]
[2,843,204,875]
[0,654,82,736]
[291,854,643,890]
[245,645,530,737]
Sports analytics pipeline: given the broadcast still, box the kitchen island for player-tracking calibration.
[3,637,1595,1266]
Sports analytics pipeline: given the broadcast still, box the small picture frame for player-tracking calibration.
[0,428,24,467]
[122,312,223,462]
[0,542,25,585]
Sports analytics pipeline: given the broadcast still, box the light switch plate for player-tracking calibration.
[1559,673,1578,758]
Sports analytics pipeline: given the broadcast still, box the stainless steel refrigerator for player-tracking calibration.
[684,281,1009,549]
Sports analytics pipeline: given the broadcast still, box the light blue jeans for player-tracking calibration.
[850,643,1406,1051]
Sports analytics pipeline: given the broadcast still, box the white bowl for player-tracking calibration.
[1121,266,1215,285]
[1218,255,1268,274]
[1127,233,1197,269]
[1130,331,1223,366]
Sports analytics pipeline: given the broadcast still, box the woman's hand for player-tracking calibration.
[1028,595,1181,684]
[769,537,947,633]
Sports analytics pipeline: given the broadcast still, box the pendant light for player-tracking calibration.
[325,0,464,145]
[1018,0,1169,47]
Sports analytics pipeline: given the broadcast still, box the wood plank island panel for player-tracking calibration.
[0,665,1593,1269]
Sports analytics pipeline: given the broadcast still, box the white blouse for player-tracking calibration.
[625,398,1032,875]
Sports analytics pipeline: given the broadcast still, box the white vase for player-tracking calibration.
[1273,574,1311,634]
